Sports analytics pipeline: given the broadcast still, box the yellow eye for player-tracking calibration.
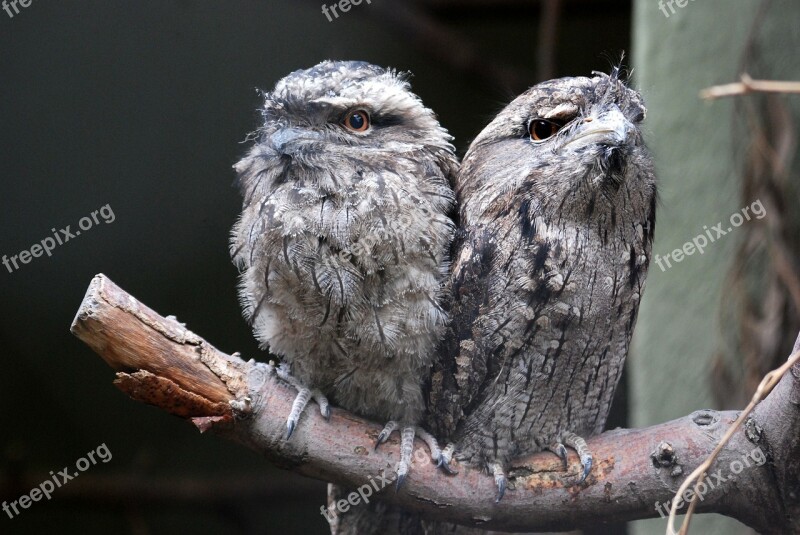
[529,119,562,141]
[343,110,370,132]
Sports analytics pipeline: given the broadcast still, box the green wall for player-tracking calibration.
[631,0,800,533]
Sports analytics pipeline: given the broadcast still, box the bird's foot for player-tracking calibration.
[438,442,458,475]
[272,364,330,439]
[375,420,398,449]
[490,461,507,502]
[547,442,569,470]
[561,431,593,484]
[373,422,410,490]
[415,429,458,475]
[374,422,455,491]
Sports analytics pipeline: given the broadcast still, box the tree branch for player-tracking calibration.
[70,274,800,533]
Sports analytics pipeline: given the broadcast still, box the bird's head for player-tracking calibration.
[236,60,456,194]
[458,70,656,234]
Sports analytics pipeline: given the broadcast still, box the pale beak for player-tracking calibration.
[270,128,322,155]
[561,105,631,150]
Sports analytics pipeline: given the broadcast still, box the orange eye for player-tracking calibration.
[529,119,562,141]
[343,110,370,132]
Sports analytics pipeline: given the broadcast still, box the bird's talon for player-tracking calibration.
[491,462,507,502]
[563,432,593,484]
[548,442,569,471]
[375,421,398,450]
[578,455,593,484]
[495,477,506,503]
[281,372,331,439]
[437,443,458,474]
[439,457,458,475]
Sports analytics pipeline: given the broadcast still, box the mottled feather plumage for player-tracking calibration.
[427,71,657,499]
[230,60,458,532]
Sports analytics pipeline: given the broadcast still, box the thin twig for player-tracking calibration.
[666,349,800,535]
[700,74,800,100]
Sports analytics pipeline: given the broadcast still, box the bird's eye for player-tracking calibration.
[343,110,371,132]
[529,119,563,142]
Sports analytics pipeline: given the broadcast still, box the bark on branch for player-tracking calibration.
[70,274,800,533]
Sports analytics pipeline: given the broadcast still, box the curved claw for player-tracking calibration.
[491,462,507,503]
[375,430,390,450]
[374,421,398,450]
[279,368,331,440]
[437,456,459,475]
[395,473,407,492]
[548,443,569,471]
[556,444,568,466]
[495,476,507,503]
[578,455,593,485]
[562,432,593,485]
[286,419,296,440]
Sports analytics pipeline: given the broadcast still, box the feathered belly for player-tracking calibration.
[457,284,637,464]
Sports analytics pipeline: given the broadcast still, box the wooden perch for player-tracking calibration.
[70,274,800,533]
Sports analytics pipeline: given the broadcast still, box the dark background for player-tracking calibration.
[0,1,631,533]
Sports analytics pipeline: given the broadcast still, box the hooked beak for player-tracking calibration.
[270,127,322,155]
[560,105,631,150]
